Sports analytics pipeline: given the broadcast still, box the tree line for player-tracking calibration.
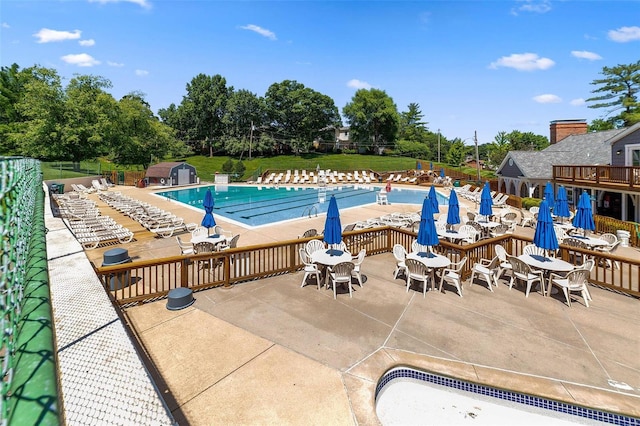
[1,60,638,170]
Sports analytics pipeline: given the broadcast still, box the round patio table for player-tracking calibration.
[406,252,451,292]
[311,249,353,288]
[518,254,573,296]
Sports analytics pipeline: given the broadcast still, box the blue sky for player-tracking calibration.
[2,0,639,145]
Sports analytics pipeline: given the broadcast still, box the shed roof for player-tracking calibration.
[145,162,186,178]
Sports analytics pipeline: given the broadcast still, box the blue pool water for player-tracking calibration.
[155,185,448,227]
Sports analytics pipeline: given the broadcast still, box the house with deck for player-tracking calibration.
[496,119,640,222]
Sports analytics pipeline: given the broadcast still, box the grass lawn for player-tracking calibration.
[41,154,494,181]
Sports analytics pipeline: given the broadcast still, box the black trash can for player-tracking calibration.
[50,183,59,194]
[57,183,65,193]
[102,248,132,291]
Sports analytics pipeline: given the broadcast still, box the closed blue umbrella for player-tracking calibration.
[446,189,460,228]
[533,199,558,255]
[440,168,445,178]
[430,162,433,170]
[479,181,493,217]
[323,195,343,254]
[543,182,555,211]
[572,191,595,235]
[428,185,439,213]
[201,188,216,235]
[554,186,570,219]
[417,162,422,170]
[417,197,439,248]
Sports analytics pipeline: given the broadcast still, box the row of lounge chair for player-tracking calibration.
[259,170,377,185]
[455,184,510,207]
[385,173,418,184]
[70,179,114,195]
[98,192,197,238]
[54,194,134,249]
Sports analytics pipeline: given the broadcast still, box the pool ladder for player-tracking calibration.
[302,204,318,218]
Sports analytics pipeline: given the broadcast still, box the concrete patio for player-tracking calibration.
[125,251,640,424]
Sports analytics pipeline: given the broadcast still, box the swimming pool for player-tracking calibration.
[155,185,448,227]
[376,367,636,425]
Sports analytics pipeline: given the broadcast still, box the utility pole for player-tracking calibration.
[474,130,480,182]
[249,121,254,160]
[437,129,441,163]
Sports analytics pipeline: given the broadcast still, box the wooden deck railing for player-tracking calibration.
[553,165,640,190]
[94,227,640,306]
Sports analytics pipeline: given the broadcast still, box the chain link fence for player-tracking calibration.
[1,157,60,424]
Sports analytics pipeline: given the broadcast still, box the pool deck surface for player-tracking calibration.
[47,183,640,425]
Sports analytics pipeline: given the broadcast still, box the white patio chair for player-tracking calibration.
[549,268,591,307]
[405,258,431,297]
[508,256,545,297]
[458,225,479,244]
[176,236,194,255]
[328,262,355,299]
[469,256,501,292]
[523,244,545,257]
[299,248,321,289]
[351,249,366,287]
[494,244,512,281]
[305,239,325,256]
[191,226,208,239]
[439,257,467,297]
[392,244,407,279]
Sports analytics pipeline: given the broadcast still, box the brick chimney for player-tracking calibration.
[549,119,588,144]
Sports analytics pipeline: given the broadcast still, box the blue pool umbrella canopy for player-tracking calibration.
[417,161,422,170]
[543,182,555,211]
[417,198,439,247]
[323,195,343,252]
[533,199,558,254]
[554,186,571,219]
[572,191,595,234]
[440,168,445,178]
[428,185,440,213]
[201,188,216,235]
[479,182,493,217]
[430,162,433,170]
[446,189,460,228]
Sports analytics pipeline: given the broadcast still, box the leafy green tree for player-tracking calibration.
[395,139,430,158]
[179,73,233,157]
[0,63,30,154]
[14,66,67,160]
[264,80,340,154]
[486,131,511,168]
[587,60,640,127]
[588,118,616,132]
[222,89,266,158]
[222,158,234,173]
[343,88,399,154]
[506,130,548,151]
[109,93,182,168]
[233,160,246,176]
[446,139,465,167]
[398,103,428,143]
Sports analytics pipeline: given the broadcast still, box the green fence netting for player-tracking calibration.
[0,158,60,425]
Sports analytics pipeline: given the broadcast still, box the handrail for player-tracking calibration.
[302,205,318,218]
[0,158,60,424]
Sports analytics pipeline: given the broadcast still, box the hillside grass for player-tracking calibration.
[42,154,494,181]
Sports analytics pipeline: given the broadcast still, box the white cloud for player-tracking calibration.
[608,26,640,42]
[570,98,585,106]
[34,28,81,43]
[61,53,100,67]
[107,61,124,67]
[135,69,149,76]
[79,39,95,47]
[489,53,554,71]
[571,50,602,60]
[2,23,10,29]
[533,94,561,104]
[511,0,551,15]
[88,0,151,9]
[240,24,277,41]
[347,79,372,89]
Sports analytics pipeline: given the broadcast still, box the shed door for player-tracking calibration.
[178,169,190,185]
